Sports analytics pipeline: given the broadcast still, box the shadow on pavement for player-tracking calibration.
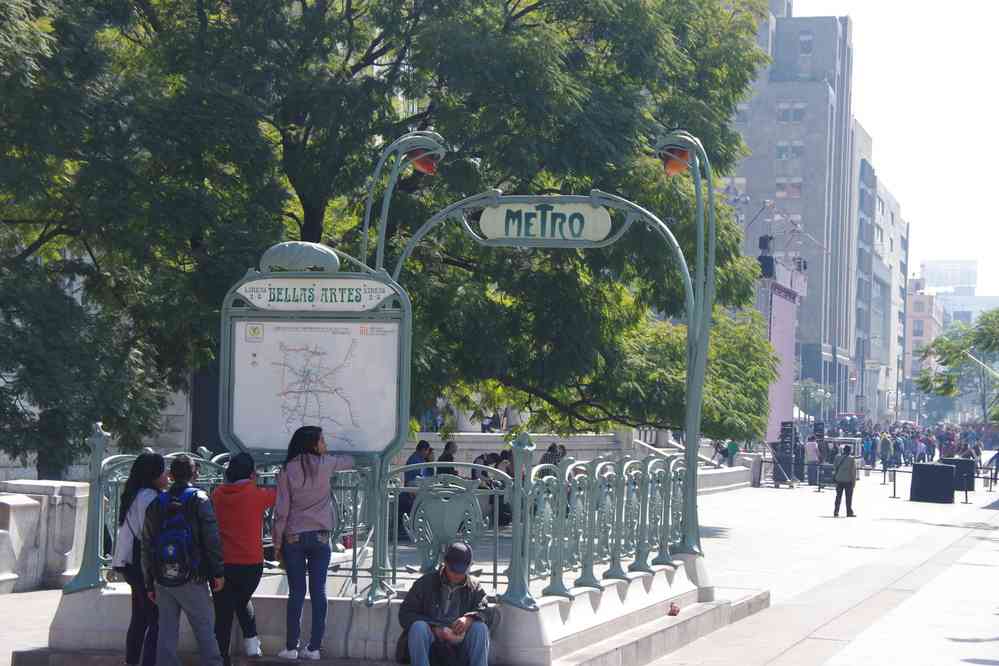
[876,517,999,531]
[700,525,731,539]
[962,660,999,665]
[949,636,999,643]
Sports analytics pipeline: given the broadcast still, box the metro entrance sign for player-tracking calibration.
[479,200,613,242]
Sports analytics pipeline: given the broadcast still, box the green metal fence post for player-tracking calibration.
[64,423,110,594]
[603,458,630,580]
[499,432,537,610]
[629,457,656,573]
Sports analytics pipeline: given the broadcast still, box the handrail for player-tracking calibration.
[633,437,722,469]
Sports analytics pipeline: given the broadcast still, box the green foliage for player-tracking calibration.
[917,315,999,423]
[0,0,55,85]
[2,0,776,452]
[0,264,167,477]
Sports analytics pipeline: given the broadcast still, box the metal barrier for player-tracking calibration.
[81,433,690,611]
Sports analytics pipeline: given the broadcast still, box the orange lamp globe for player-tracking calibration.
[661,147,690,176]
[406,149,440,175]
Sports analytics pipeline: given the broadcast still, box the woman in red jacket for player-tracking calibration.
[212,452,276,664]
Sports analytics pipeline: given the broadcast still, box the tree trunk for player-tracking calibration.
[35,445,67,481]
[301,199,327,243]
[35,410,70,480]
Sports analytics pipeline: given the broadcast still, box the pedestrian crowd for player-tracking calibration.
[113,425,498,666]
[848,422,993,470]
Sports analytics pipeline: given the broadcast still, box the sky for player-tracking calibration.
[793,0,999,294]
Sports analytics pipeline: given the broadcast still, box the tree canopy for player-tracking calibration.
[917,310,999,424]
[1,0,777,468]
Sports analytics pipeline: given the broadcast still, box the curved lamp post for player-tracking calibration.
[358,131,447,271]
[654,130,717,557]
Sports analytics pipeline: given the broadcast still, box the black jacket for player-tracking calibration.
[396,569,499,663]
[141,483,225,588]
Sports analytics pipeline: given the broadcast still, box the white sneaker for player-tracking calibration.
[300,648,321,660]
[276,648,298,660]
[244,636,263,657]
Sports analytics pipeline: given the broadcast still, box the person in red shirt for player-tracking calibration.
[212,452,276,664]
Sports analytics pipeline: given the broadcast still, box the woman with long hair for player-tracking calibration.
[112,452,169,666]
[273,426,352,660]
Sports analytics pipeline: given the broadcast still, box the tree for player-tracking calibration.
[917,314,999,424]
[0,0,55,85]
[0,264,167,478]
[3,0,777,444]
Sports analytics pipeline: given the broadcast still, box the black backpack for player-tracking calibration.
[153,487,201,587]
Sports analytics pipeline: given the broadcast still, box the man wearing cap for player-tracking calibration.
[397,542,499,666]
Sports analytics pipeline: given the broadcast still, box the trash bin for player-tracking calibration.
[940,458,975,492]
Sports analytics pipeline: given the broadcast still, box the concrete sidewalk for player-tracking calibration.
[4,471,998,665]
[0,589,61,665]
[656,471,999,666]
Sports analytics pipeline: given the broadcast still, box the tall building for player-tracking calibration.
[919,260,999,324]
[921,260,977,296]
[904,277,946,422]
[734,1,856,420]
[847,120,910,424]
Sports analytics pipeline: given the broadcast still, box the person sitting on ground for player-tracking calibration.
[438,441,459,476]
[405,441,432,486]
[397,542,499,666]
[540,443,560,467]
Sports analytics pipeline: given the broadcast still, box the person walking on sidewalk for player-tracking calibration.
[113,452,169,666]
[273,426,353,660]
[211,452,276,665]
[142,455,225,666]
[833,445,857,518]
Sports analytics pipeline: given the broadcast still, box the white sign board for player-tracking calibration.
[231,320,399,453]
[479,202,612,242]
[235,278,395,311]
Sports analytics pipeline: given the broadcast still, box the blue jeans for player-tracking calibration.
[407,620,490,666]
[283,531,332,651]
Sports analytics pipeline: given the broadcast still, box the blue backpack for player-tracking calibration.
[153,487,200,587]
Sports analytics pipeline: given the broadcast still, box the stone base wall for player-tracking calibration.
[0,481,89,593]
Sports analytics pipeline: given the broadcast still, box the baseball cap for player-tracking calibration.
[444,542,472,574]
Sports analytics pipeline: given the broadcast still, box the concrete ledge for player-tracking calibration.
[44,556,725,665]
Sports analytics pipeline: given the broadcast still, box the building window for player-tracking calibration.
[777,102,806,123]
[735,103,749,123]
[914,300,925,313]
[778,141,805,160]
[913,319,924,337]
[776,177,803,199]
[799,31,814,55]
[721,177,747,199]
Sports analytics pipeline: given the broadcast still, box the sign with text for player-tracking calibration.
[235,277,395,312]
[479,201,612,243]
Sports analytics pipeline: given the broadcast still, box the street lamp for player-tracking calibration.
[654,130,717,557]
[358,131,448,270]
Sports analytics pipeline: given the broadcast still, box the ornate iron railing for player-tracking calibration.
[82,432,691,611]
